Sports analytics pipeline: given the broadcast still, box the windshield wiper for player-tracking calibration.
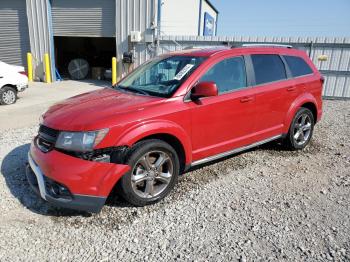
[116,85,150,96]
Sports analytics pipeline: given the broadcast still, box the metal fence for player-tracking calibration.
[151,35,350,99]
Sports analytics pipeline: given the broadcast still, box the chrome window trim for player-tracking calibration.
[249,72,315,89]
[292,73,314,79]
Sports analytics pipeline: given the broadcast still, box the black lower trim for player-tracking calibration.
[45,194,106,213]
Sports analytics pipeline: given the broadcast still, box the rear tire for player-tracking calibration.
[284,107,314,150]
[0,86,17,105]
[118,139,179,206]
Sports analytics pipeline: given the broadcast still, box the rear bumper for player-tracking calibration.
[26,142,130,213]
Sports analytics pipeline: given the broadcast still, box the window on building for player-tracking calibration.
[251,54,287,85]
[199,56,247,94]
[284,55,313,77]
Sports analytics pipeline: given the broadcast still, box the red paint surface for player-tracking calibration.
[34,47,322,197]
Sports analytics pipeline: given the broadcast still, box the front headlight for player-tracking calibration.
[55,129,109,152]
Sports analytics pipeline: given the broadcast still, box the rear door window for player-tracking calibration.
[199,56,247,94]
[283,55,313,77]
[251,54,287,85]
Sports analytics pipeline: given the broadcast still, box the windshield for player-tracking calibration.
[115,56,206,97]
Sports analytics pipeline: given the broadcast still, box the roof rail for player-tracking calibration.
[239,44,293,48]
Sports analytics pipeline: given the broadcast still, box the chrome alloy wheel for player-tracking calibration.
[131,150,174,199]
[2,89,16,105]
[293,113,312,145]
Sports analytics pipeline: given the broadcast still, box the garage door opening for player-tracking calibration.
[54,36,116,80]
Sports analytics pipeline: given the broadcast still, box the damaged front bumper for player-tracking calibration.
[26,142,130,213]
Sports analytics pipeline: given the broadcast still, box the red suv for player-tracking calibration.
[26,45,323,213]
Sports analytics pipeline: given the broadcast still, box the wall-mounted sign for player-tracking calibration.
[203,12,215,36]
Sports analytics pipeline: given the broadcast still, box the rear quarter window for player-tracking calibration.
[251,54,287,85]
[283,55,313,77]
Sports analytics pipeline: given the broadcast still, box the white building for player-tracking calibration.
[0,0,218,81]
[160,0,218,36]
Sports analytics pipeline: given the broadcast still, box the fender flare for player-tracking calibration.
[283,93,319,134]
[0,84,17,91]
[115,120,192,164]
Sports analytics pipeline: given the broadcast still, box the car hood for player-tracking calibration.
[0,61,24,73]
[42,88,164,130]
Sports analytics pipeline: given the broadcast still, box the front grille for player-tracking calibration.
[39,125,59,141]
[36,125,59,153]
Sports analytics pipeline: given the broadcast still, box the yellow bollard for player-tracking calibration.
[112,57,117,85]
[27,53,33,82]
[44,53,52,84]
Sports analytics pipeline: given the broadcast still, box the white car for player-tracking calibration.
[0,61,28,105]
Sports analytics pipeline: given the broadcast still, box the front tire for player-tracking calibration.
[119,139,179,206]
[0,86,17,105]
[284,107,314,150]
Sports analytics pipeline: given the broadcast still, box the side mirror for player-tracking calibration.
[191,82,218,100]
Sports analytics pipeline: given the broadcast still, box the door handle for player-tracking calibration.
[286,86,296,91]
[240,96,254,103]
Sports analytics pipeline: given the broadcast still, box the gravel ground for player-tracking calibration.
[0,100,349,261]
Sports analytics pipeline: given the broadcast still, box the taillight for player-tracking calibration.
[19,71,27,76]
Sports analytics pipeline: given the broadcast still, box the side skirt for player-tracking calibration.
[190,134,283,167]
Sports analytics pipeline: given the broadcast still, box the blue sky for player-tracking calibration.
[210,0,350,37]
